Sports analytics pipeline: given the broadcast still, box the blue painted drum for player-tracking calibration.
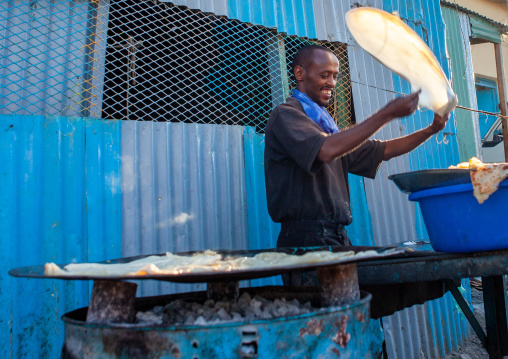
[61,288,373,358]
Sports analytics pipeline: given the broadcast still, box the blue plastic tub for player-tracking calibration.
[408,179,508,253]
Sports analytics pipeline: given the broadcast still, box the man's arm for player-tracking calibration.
[317,91,420,163]
[382,112,450,161]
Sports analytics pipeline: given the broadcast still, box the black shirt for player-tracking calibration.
[264,97,386,225]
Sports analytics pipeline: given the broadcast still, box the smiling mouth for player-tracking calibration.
[322,89,332,96]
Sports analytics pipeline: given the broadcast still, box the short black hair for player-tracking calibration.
[291,45,335,76]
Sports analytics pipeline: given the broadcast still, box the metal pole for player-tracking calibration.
[494,42,508,162]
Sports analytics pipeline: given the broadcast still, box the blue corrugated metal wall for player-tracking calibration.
[174,0,349,42]
[0,115,122,358]
[243,127,282,287]
[173,0,319,39]
[87,119,123,262]
[120,121,249,297]
[227,0,317,39]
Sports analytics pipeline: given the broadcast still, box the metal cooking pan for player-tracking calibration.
[388,169,473,194]
[9,245,406,283]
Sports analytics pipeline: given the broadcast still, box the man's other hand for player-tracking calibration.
[429,112,450,134]
[383,90,421,119]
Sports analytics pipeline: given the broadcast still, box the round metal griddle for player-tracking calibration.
[9,245,406,283]
[388,169,473,194]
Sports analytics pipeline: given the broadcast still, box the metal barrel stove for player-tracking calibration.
[61,287,371,359]
[10,246,401,359]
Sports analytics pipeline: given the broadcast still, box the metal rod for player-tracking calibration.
[494,42,508,162]
[351,80,508,119]
[445,279,488,349]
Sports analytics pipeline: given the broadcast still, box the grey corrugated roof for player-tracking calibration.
[441,0,508,34]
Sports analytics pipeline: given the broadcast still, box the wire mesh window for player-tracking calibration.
[1,0,353,132]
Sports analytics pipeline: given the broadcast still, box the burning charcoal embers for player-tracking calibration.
[135,292,319,326]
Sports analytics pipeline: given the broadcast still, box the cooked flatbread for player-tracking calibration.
[44,249,380,277]
[345,7,457,116]
[449,157,508,203]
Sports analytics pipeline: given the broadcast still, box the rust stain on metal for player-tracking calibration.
[147,331,181,359]
[171,346,181,358]
[332,347,341,357]
[332,315,351,348]
[299,319,325,337]
[102,333,149,357]
[355,310,365,323]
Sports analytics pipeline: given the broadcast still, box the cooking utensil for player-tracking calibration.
[388,169,473,194]
[9,245,406,283]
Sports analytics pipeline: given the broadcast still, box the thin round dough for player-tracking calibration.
[346,7,458,116]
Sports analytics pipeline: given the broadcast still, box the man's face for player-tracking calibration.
[295,50,340,107]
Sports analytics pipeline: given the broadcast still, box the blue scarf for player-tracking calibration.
[291,89,339,134]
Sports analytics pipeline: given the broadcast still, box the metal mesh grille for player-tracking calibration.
[1,0,352,132]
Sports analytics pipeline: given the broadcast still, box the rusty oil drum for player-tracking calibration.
[61,286,372,359]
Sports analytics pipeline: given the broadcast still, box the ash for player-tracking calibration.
[136,292,320,326]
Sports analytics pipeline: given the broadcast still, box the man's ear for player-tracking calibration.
[294,66,305,81]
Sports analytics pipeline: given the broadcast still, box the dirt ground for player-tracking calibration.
[444,286,489,359]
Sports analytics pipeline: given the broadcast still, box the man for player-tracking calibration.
[264,44,449,252]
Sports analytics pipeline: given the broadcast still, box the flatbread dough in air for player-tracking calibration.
[346,7,458,116]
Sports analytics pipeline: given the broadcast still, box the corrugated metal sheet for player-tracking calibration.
[440,0,508,34]
[86,118,123,262]
[442,6,481,161]
[312,0,352,43]
[168,0,353,43]
[228,0,317,39]
[0,114,122,359]
[347,174,376,246]
[169,0,228,16]
[470,14,501,43]
[243,127,282,287]
[348,0,470,358]
[170,0,319,39]
[171,0,361,44]
[458,11,483,159]
[169,0,354,43]
[120,121,249,296]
